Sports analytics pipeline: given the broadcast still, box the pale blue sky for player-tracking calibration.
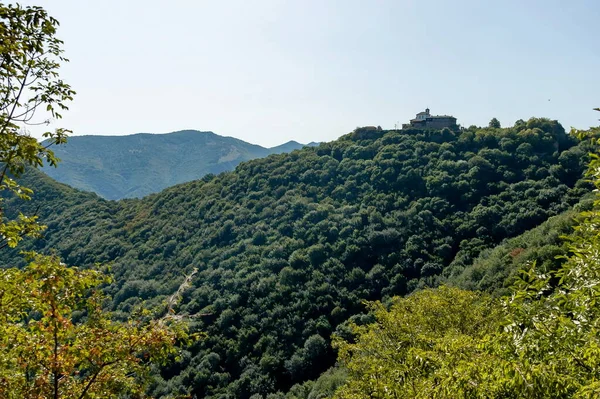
[20,0,600,147]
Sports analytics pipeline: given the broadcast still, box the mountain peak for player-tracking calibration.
[268,140,307,154]
[42,131,309,199]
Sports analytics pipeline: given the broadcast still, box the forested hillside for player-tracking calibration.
[331,126,600,398]
[41,130,310,200]
[448,200,591,296]
[3,118,592,398]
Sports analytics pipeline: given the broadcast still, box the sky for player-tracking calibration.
[18,0,600,147]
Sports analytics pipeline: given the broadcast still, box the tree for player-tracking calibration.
[332,123,600,398]
[488,125,600,397]
[0,4,194,398]
[0,252,193,399]
[488,117,501,128]
[0,3,75,248]
[332,286,502,398]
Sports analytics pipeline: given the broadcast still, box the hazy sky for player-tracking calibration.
[19,0,600,147]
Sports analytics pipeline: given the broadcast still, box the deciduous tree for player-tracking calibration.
[0,4,194,398]
[0,252,193,399]
[0,3,74,247]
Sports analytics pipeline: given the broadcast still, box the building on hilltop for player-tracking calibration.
[402,108,457,130]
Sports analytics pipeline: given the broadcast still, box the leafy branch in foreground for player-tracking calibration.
[0,3,75,248]
[0,252,196,399]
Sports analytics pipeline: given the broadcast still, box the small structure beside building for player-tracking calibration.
[402,108,457,130]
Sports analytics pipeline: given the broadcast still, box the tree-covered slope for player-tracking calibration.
[446,198,590,296]
[331,128,600,399]
[4,118,592,398]
[41,130,310,200]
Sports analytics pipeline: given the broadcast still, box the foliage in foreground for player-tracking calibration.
[333,286,502,398]
[333,128,600,398]
[0,3,193,397]
[0,2,74,250]
[0,252,191,399]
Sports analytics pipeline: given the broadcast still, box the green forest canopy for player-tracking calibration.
[3,118,593,398]
[333,126,600,398]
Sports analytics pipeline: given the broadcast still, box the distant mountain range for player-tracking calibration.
[41,130,316,199]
